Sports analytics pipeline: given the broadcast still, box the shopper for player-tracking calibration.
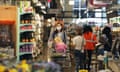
[43,22,52,45]
[102,26,112,51]
[72,27,86,72]
[112,35,120,60]
[48,22,67,44]
[83,25,97,71]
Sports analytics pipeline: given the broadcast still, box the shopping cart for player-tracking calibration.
[51,48,72,72]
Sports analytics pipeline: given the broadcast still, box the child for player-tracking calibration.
[54,36,67,53]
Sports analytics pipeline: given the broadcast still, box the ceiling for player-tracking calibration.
[0,0,118,24]
[59,0,118,24]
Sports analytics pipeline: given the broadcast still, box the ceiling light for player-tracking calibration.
[47,19,52,22]
[36,1,42,6]
[32,0,38,3]
[41,5,46,9]
[42,10,46,14]
[69,0,74,5]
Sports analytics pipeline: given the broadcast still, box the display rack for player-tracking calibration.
[32,14,44,58]
[17,8,37,61]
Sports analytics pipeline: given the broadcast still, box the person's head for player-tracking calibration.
[75,26,83,35]
[55,23,63,31]
[102,26,111,35]
[83,25,93,33]
[54,36,62,43]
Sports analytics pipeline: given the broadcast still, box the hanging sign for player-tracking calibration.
[20,1,33,13]
[90,0,112,7]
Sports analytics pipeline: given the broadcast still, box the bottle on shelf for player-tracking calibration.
[20,44,34,53]
[20,31,35,42]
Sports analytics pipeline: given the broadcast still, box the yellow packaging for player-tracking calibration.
[79,69,88,72]
[0,65,6,72]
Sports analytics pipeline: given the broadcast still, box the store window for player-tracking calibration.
[73,0,107,26]
[95,12,102,18]
[102,7,106,11]
[81,9,87,18]
[88,10,95,18]
[102,12,107,18]
[101,18,108,25]
[74,0,80,8]
[81,0,87,8]
[117,10,120,16]
[73,9,79,17]
[117,0,120,4]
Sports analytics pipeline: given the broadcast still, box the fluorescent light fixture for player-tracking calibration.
[107,10,113,14]
[47,19,52,22]
[93,0,112,5]
[36,1,42,6]
[60,0,64,9]
[32,0,38,3]
[69,0,74,5]
[42,10,46,14]
[41,5,46,9]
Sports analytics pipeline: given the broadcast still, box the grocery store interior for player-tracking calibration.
[0,0,120,72]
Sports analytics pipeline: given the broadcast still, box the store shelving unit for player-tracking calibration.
[17,8,37,61]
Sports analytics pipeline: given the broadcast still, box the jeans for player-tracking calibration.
[74,50,84,72]
[84,50,93,70]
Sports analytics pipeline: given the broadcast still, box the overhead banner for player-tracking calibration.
[91,0,112,6]
[20,1,33,13]
[88,0,112,9]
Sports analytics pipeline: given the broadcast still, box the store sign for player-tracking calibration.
[87,1,100,9]
[48,0,52,3]
[87,0,112,9]
[88,0,112,9]
[91,0,112,6]
[20,1,33,13]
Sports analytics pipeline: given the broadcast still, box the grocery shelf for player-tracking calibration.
[20,24,34,26]
[20,29,35,32]
[20,12,33,15]
[19,52,33,55]
[20,42,35,45]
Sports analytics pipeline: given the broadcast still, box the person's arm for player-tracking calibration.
[93,34,98,44]
[71,38,76,48]
[83,38,86,46]
[48,28,54,41]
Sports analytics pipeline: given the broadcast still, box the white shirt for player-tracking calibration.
[72,36,86,50]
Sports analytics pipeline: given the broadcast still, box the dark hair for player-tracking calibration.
[102,26,111,35]
[83,25,93,33]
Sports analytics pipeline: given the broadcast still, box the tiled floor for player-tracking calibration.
[109,60,120,72]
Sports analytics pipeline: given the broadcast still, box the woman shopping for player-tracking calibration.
[48,21,67,48]
[83,25,97,71]
[72,27,86,72]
